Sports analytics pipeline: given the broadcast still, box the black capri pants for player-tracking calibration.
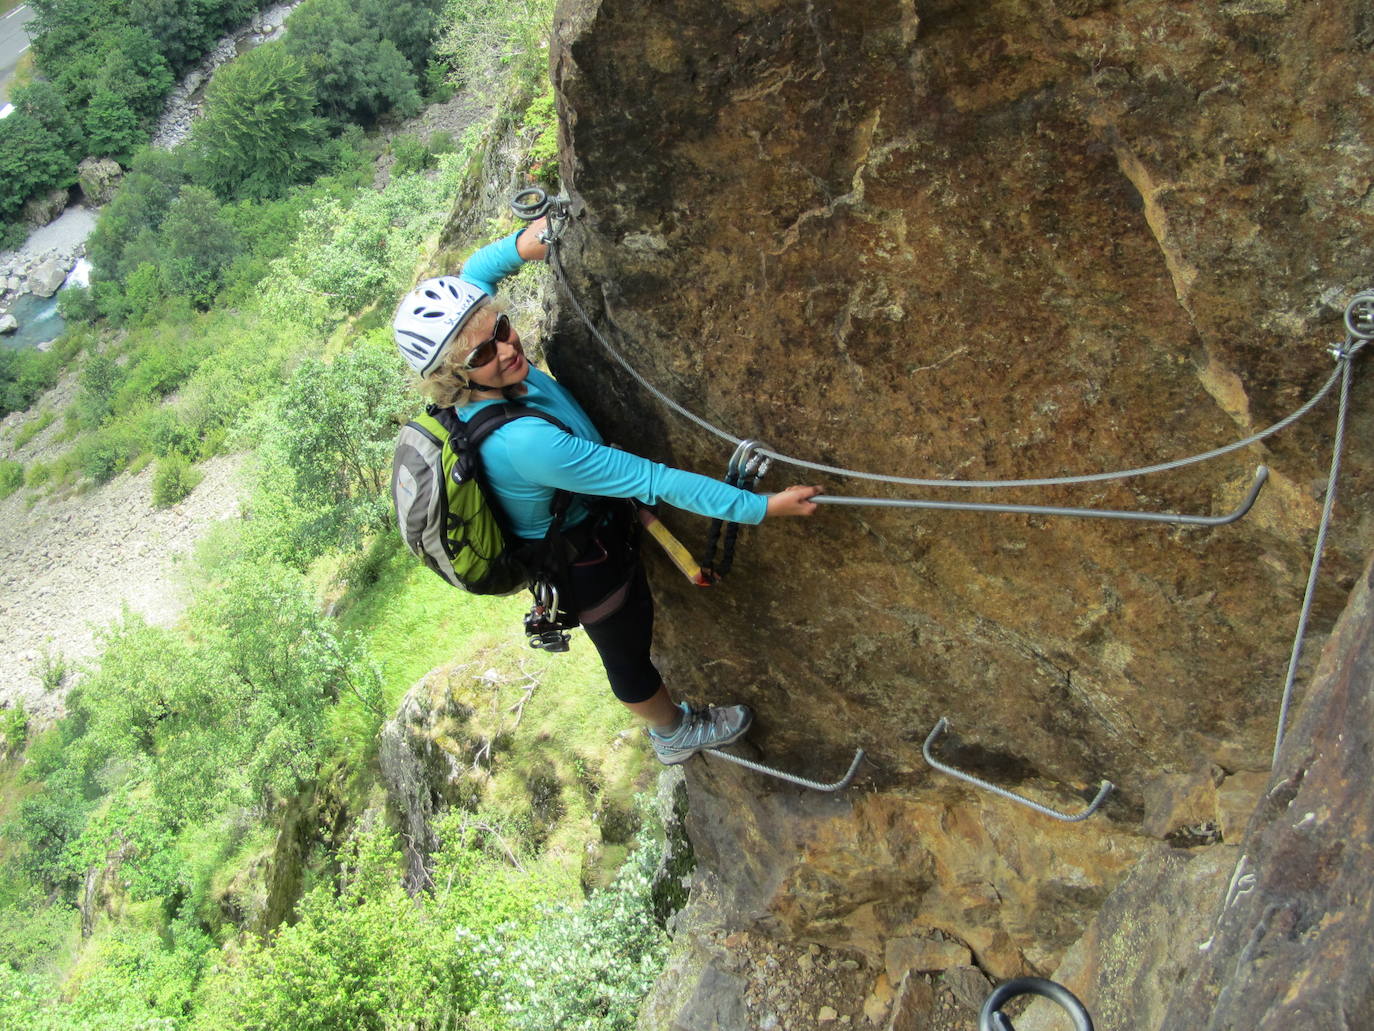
[563,514,661,705]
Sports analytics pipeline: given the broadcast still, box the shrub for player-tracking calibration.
[24,462,51,489]
[37,648,67,693]
[74,352,124,428]
[0,702,28,755]
[56,284,99,325]
[190,42,330,201]
[75,432,133,484]
[142,407,196,458]
[0,460,22,499]
[466,807,670,1031]
[522,85,559,187]
[151,453,203,507]
[390,133,432,175]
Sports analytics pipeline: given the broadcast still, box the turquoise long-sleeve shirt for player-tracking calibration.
[454,230,769,539]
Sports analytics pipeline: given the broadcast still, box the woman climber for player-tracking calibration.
[391,217,821,765]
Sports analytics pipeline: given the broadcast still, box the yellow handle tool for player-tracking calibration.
[638,508,715,586]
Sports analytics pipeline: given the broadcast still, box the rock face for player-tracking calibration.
[1022,557,1374,1030]
[544,0,1374,1020]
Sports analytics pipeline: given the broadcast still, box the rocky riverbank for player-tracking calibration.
[148,1,298,150]
[0,205,95,322]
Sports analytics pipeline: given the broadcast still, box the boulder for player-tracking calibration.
[76,157,124,206]
[0,313,16,335]
[20,188,68,228]
[27,259,71,299]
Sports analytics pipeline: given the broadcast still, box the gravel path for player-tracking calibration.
[0,380,246,723]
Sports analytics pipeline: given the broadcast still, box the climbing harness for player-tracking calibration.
[924,719,1114,823]
[704,743,866,792]
[979,977,1095,1031]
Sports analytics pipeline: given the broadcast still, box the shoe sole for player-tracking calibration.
[654,709,754,765]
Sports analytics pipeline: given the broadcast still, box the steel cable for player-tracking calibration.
[1272,352,1354,765]
[549,236,1345,490]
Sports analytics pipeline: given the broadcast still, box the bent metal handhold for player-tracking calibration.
[704,745,866,793]
[923,718,1114,823]
[815,465,1270,526]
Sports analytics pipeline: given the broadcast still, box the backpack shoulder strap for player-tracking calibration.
[462,402,572,449]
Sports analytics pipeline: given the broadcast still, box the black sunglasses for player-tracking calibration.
[462,313,513,369]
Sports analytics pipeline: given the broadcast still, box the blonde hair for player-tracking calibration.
[415,298,525,408]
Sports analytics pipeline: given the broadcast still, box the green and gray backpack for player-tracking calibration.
[392,403,570,596]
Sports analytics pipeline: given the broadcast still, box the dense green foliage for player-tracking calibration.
[0,82,84,225]
[0,0,673,1026]
[5,0,263,235]
[283,0,441,129]
[189,42,332,202]
[250,332,414,564]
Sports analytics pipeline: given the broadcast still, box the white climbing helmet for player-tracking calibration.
[393,276,488,378]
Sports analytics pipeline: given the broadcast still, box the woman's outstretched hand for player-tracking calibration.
[766,485,822,518]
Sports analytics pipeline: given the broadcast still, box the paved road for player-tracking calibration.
[0,5,35,102]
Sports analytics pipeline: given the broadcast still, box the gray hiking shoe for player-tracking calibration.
[649,702,754,765]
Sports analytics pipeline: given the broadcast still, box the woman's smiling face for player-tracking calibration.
[464,308,529,391]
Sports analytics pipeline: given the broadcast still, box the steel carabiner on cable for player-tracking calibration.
[703,440,771,579]
[511,187,572,243]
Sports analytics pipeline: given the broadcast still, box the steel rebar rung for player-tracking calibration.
[923,718,1113,823]
[704,746,866,792]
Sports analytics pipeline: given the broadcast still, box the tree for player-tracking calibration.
[285,0,424,127]
[129,0,217,73]
[256,333,413,563]
[190,42,330,201]
[0,111,77,224]
[160,185,240,307]
[11,80,84,161]
[85,87,146,161]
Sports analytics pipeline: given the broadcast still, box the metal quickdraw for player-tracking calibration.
[524,581,573,652]
[702,439,771,580]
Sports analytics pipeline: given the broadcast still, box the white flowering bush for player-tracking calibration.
[463,812,670,1031]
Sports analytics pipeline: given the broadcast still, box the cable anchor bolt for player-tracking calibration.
[511,187,573,243]
[1344,289,1374,341]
